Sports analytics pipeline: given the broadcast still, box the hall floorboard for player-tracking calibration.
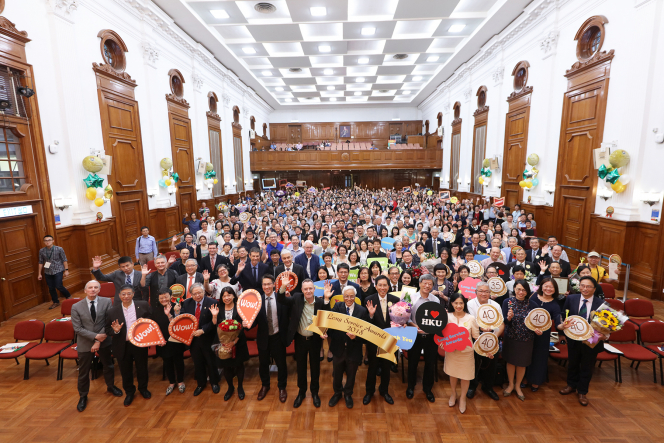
[1,292,663,443]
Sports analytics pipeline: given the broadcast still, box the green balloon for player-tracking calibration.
[160,158,173,170]
[609,150,630,168]
[82,156,103,173]
[205,162,214,172]
[482,158,490,168]
[527,153,540,166]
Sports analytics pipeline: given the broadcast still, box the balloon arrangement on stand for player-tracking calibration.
[598,150,631,194]
[202,162,218,190]
[158,158,179,190]
[477,158,492,186]
[519,153,540,190]
[82,156,112,219]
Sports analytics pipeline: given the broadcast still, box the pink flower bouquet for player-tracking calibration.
[389,301,412,327]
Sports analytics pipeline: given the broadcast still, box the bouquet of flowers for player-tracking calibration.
[215,319,242,359]
[420,252,441,274]
[584,303,629,348]
[389,301,412,327]
[569,274,581,293]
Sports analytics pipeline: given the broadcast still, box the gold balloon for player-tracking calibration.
[609,150,630,168]
[519,180,526,188]
[162,170,170,177]
[611,181,626,193]
[213,179,218,184]
[160,158,173,170]
[482,158,490,168]
[104,184,113,199]
[85,187,97,200]
[525,181,533,188]
[165,179,172,186]
[478,177,484,185]
[82,156,104,173]
[427,190,433,196]
[205,162,214,172]
[527,153,540,166]
[94,197,105,207]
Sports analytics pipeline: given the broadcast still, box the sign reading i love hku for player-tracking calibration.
[415,301,448,335]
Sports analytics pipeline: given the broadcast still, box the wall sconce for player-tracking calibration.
[53,198,74,210]
[167,186,176,195]
[544,184,555,195]
[196,183,202,191]
[640,191,661,206]
[147,189,157,198]
[597,187,612,201]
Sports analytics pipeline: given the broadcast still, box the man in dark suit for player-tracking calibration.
[424,228,445,257]
[140,255,179,308]
[91,255,144,302]
[274,249,305,294]
[168,248,191,276]
[558,277,609,406]
[175,258,205,300]
[200,243,234,281]
[399,250,419,271]
[526,237,548,264]
[321,285,368,409]
[181,283,220,396]
[469,233,487,255]
[249,274,290,403]
[330,263,360,296]
[294,240,320,281]
[71,280,122,412]
[106,285,152,406]
[508,247,541,277]
[276,279,323,408]
[387,266,403,293]
[549,245,572,277]
[363,276,399,405]
[232,248,269,292]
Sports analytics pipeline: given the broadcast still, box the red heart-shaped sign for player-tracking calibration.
[168,314,198,346]
[128,318,166,347]
[431,311,439,319]
[436,323,472,353]
[238,289,262,328]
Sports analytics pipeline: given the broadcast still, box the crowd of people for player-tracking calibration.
[61,186,616,412]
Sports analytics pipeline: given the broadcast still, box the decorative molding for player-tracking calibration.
[565,50,615,77]
[491,66,504,86]
[231,121,243,131]
[451,118,463,126]
[242,106,250,117]
[141,41,159,68]
[206,111,220,121]
[192,72,204,92]
[165,93,190,108]
[507,86,533,102]
[0,16,29,42]
[92,62,136,85]
[46,0,78,23]
[539,31,559,60]
[473,106,490,117]
[463,89,472,103]
[221,93,231,109]
[442,101,450,113]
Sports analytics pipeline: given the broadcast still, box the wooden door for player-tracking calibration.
[168,103,196,216]
[0,215,40,318]
[96,77,149,257]
[502,89,532,209]
[288,125,302,143]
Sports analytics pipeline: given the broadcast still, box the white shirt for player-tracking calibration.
[87,297,98,314]
[264,292,279,334]
[578,294,594,320]
[468,298,502,333]
[122,301,137,340]
[344,303,354,316]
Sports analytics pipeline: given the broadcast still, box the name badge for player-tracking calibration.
[44,262,51,269]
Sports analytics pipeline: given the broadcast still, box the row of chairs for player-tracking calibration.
[270,143,423,151]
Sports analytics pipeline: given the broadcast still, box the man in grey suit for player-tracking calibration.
[91,255,144,302]
[71,280,122,412]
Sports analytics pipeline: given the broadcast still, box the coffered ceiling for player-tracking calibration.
[152,0,532,108]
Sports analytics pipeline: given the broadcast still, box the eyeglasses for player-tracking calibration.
[579,285,595,289]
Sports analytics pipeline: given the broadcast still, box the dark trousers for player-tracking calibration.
[567,339,598,395]
[332,349,359,396]
[118,342,149,395]
[407,333,438,392]
[258,334,288,389]
[365,343,391,395]
[191,341,220,388]
[224,365,245,388]
[162,354,185,384]
[77,345,114,396]
[469,352,497,391]
[294,333,322,395]
[45,271,70,303]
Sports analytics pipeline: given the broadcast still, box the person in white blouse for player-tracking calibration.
[204,264,240,300]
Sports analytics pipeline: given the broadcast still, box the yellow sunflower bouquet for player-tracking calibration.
[584,303,628,348]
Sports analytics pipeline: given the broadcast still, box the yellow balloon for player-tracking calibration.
[94,198,104,207]
[213,179,218,184]
[525,181,533,188]
[611,181,626,193]
[478,177,484,185]
[294,192,300,197]
[427,190,432,196]
[165,179,172,186]
[519,180,526,188]
[85,187,97,200]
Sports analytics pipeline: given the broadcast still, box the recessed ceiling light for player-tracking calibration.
[403,91,411,95]
[393,54,408,60]
[361,27,376,36]
[285,98,292,102]
[324,69,333,75]
[318,45,331,53]
[242,47,256,54]
[329,97,337,102]
[354,92,362,96]
[310,7,327,16]
[327,86,335,90]
[356,77,365,82]
[449,24,466,33]
[262,70,272,76]
[288,68,302,73]
[427,56,439,62]
[413,76,422,81]
[358,57,369,64]
[210,9,229,19]
[254,3,277,14]
[275,87,284,91]
[379,89,388,93]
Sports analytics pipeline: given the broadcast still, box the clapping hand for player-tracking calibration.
[366,300,377,317]
[203,270,210,281]
[538,260,548,273]
[92,255,103,269]
[111,320,123,334]
[141,264,150,276]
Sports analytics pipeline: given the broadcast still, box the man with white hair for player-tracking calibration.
[294,240,321,281]
[274,249,305,294]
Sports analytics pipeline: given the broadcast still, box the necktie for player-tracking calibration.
[188,276,194,298]
[126,273,132,285]
[346,306,350,315]
[90,300,96,322]
[195,302,201,321]
[267,296,274,335]
[210,255,215,270]
[579,299,588,319]
[392,285,397,292]
[381,298,386,321]
[474,247,477,254]
[433,240,438,257]
[253,266,258,282]
[307,257,311,277]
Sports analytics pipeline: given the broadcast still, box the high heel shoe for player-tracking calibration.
[503,389,513,397]
[459,399,466,414]
[517,393,526,401]
[448,396,456,407]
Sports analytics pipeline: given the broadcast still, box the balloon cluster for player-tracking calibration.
[203,162,218,189]
[598,150,631,194]
[520,154,540,189]
[82,156,111,209]
[477,159,493,186]
[158,158,179,188]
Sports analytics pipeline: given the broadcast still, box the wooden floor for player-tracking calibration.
[1,292,663,443]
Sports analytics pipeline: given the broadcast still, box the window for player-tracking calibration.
[0,128,26,192]
[233,136,244,192]
[575,16,607,62]
[209,129,222,197]
[0,67,27,117]
[472,125,486,192]
[451,133,460,191]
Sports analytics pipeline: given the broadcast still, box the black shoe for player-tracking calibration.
[329,393,342,407]
[312,394,321,408]
[139,389,151,399]
[382,393,394,405]
[211,384,220,394]
[466,388,476,399]
[327,355,333,362]
[364,358,369,365]
[76,396,87,412]
[293,393,304,408]
[48,303,59,310]
[406,388,414,399]
[320,355,324,361]
[237,386,245,400]
[363,394,372,405]
[482,388,500,401]
[425,391,435,403]
[224,386,234,401]
[520,382,528,389]
[107,386,123,397]
[193,386,204,396]
[344,395,353,409]
[391,364,398,373]
[124,393,134,406]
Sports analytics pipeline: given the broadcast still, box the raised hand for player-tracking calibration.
[209,304,219,317]
[237,259,246,274]
[172,235,179,243]
[168,255,176,264]
[111,320,123,334]
[366,300,377,317]
[202,270,210,281]
[538,260,548,272]
[141,264,150,276]
[323,280,334,302]
[92,256,103,269]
